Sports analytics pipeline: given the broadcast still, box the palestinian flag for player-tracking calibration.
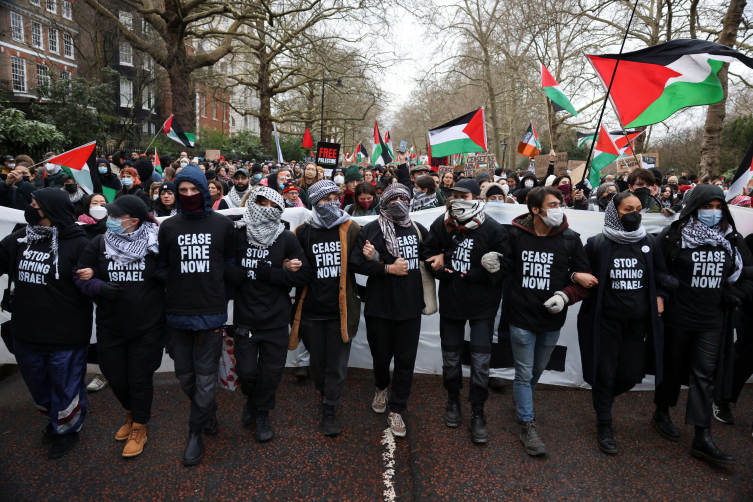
[163,114,195,148]
[154,147,163,174]
[384,131,395,158]
[588,124,620,187]
[586,39,753,128]
[726,139,753,201]
[542,65,578,116]
[428,108,487,157]
[577,129,643,154]
[372,121,392,166]
[47,141,99,195]
[356,141,369,163]
[518,122,541,157]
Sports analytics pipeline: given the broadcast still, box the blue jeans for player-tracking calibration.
[509,324,560,423]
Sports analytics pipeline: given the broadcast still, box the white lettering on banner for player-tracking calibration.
[313,240,341,279]
[242,246,271,280]
[610,258,643,290]
[690,250,725,288]
[179,233,211,273]
[397,235,419,270]
[107,260,145,282]
[521,250,553,290]
[17,249,51,285]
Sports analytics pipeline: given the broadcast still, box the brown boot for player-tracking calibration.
[122,423,147,458]
[115,411,133,441]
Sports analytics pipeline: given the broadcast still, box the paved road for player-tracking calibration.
[0,368,751,501]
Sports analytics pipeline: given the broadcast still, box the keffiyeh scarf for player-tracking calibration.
[69,188,86,204]
[379,184,413,258]
[444,199,485,233]
[681,216,742,283]
[237,186,285,248]
[602,200,646,244]
[104,221,159,265]
[411,189,437,212]
[310,201,350,230]
[18,225,59,279]
[224,186,246,208]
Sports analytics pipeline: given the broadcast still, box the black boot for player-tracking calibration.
[445,396,461,428]
[41,423,54,445]
[254,411,274,442]
[469,405,488,444]
[691,428,735,465]
[241,400,256,429]
[597,422,618,455]
[48,432,79,459]
[182,432,204,466]
[652,408,680,442]
[322,404,341,436]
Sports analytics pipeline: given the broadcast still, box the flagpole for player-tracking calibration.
[622,130,643,167]
[143,126,164,154]
[545,96,554,153]
[581,0,640,190]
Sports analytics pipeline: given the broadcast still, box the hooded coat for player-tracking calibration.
[79,193,107,239]
[513,173,539,197]
[134,159,157,189]
[96,158,123,193]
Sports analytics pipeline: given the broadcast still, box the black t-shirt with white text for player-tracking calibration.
[296,224,341,319]
[601,242,650,320]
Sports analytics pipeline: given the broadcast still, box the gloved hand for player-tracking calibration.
[224,265,248,285]
[481,252,504,273]
[152,268,168,284]
[99,282,123,300]
[543,291,569,314]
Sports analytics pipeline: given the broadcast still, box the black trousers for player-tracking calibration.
[300,318,352,406]
[654,327,722,428]
[592,317,648,423]
[97,328,164,424]
[365,315,422,414]
[169,327,223,434]
[728,323,753,404]
[234,326,288,412]
[440,316,494,406]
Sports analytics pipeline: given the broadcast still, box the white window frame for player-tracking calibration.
[142,87,150,110]
[11,12,24,43]
[60,69,71,79]
[30,0,41,6]
[142,121,149,133]
[46,0,56,15]
[119,42,132,66]
[119,11,132,30]
[63,32,74,59]
[201,95,206,117]
[212,100,217,120]
[61,0,72,20]
[31,21,43,49]
[48,27,58,54]
[11,56,27,92]
[120,78,132,108]
[36,63,50,88]
[151,123,156,134]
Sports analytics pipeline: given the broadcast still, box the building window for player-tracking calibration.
[212,100,217,120]
[62,0,72,19]
[63,33,74,58]
[142,121,149,133]
[30,0,41,6]
[142,87,150,110]
[60,70,71,79]
[223,104,227,122]
[36,63,50,88]
[201,95,206,117]
[46,0,56,14]
[11,12,24,43]
[48,27,58,53]
[120,79,132,108]
[31,21,43,49]
[119,11,132,30]
[150,123,155,134]
[11,57,27,92]
[120,43,132,66]
[231,117,235,127]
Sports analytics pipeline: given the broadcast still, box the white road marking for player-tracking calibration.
[381,427,397,502]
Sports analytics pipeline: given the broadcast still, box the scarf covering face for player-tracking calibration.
[311,201,350,229]
[602,200,647,244]
[558,184,572,205]
[238,186,285,248]
[444,199,486,233]
[379,184,413,258]
[411,189,437,211]
[19,225,59,279]
[681,216,742,284]
[105,221,159,265]
[224,186,245,208]
[69,187,86,204]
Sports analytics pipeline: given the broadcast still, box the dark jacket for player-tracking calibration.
[44,169,67,189]
[96,158,123,195]
[513,172,538,197]
[116,184,151,207]
[396,163,413,190]
[0,180,39,209]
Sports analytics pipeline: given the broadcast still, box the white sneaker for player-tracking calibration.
[372,389,388,413]
[87,375,108,392]
[388,412,407,437]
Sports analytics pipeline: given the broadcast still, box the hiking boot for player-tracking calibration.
[597,423,618,455]
[520,422,546,456]
[122,423,147,458]
[115,411,133,441]
[254,411,274,442]
[469,405,488,443]
[445,397,461,428]
[182,432,203,466]
[691,428,735,466]
[48,432,79,459]
[372,389,388,414]
[86,374,108,392]
[203,413,218,435]
[322,404,341,436]
[241,401,256,429]
[41,423,54,445]
[295,366,310,379]
[713,401,735,425]
[652,409,680,442]
[388,412,407,437]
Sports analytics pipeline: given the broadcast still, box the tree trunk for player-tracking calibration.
[257,54,273,155]
[699,0,747,177]
[482,46,502,165]
[166,61,196,135]
[633,126,648,154]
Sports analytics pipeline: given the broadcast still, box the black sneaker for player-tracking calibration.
[469,406,488,443]
[254,411,274,442]
[651,410,680,442]
[241,401,256,429]
[597,423,618,455]
[712,401,735,425]
[445,397,461,428]
[41,423,54,445]
[48,431,79,459]
[322,405,341,436]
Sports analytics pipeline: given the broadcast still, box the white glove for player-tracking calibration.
[543,291,569,314]
[481,252,504,273]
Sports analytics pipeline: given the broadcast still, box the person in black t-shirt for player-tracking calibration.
[74,195,164,459]
[578,193,672,455]
[653,184,753,466]
[291,180,361,436]
[349,183,429,438]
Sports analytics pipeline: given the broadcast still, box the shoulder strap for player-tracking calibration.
[411,221,423,243]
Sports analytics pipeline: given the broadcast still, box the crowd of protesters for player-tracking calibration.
[0,147,751,470]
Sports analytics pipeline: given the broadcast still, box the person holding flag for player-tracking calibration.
[95,158,122,202]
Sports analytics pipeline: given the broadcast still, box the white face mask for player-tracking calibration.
[45,163,56,173]
[334,175,344,184]
[180,161,188,167]
[539,207,564,228]
[89,205,108,221]
[152,194,159,200]
[8,163,15,169]
[524,179,534,188]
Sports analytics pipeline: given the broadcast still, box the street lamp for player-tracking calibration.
[501,140,508,171]
[321,77,343,142]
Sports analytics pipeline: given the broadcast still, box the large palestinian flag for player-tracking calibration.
[47,141,101,195]
[727,139,753,201]
[163,115,195,148]
[518,122,541,157]
[588,124,620,187]
[586,39,753,128]
[542,65,577,116]
[372,121,392,166]
[428,108,487,157]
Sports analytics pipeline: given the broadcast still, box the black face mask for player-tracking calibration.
[633,187,652,208]
[24,205,44,226]
[598,192,615,210]
[22,176,30,183]
[64,184,77,194]
[620,210,642,232]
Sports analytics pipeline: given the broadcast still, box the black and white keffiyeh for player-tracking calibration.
[681,216,742,283]
[223,186,245,208]
[104,221,159,265]
[379,184,413,258]
[311,201,350,229]
[411,189,437,212]
[444,199,485,232]
[602,201,646,244]
[69,187,86,204]
[236,186,285,248]
[18,225,59,279]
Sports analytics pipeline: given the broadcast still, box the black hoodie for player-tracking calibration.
[80,193,107,239]
[0,189,92,350]
[513,172,539,197]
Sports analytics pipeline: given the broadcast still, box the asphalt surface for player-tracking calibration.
[0,367,751,501]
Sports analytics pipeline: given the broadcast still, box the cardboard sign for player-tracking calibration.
[205,150,221,161]
[533,152,568,178]
[316,142,340,168]
[438,166,454,174]
[568,161,587,185]
[303,156,315,164]
[463,154,496,174]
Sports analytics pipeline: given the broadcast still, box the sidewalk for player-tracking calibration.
[0,368,750,501]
